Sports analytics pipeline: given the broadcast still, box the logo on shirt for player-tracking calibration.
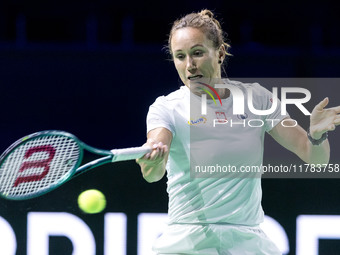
[188,117,207,125]
[215,111,228,123]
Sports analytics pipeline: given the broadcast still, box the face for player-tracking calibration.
[171,27,224,93]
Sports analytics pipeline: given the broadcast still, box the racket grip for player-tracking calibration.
[111,146,152,162]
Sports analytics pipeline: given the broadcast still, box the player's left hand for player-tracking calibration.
[309,97,340,139]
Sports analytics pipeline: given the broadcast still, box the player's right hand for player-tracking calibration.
[137,139,168,165]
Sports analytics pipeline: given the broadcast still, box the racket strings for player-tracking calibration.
[0,135,80,198]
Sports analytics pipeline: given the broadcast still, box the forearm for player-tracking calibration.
[139,159,166,183]
[301,138,330,164]
[269,119,331,165]
[136,127,172,183]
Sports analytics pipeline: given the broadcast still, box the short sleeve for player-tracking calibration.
[250,83,289,132]
[146,96,175,135]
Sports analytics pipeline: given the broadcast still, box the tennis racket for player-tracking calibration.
[0,130,151,200]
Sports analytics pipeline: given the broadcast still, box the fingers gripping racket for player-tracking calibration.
[0,130,151,200]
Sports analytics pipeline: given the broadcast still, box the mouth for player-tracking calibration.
[188,75,203,81]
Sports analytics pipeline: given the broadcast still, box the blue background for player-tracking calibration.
[0,1,340,254]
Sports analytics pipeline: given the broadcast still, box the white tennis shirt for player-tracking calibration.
[147,79,287,226]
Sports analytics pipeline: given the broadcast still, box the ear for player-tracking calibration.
[218,44,226,63]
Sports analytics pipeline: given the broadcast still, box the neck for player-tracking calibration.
[216,88,230,99]
[186,78,230,99]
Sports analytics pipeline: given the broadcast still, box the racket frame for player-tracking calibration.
[0,130,112,200]
[0,130,150,200]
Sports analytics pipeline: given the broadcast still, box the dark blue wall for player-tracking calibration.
[0,1,340,254]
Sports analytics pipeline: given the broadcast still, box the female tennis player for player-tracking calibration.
[137,9,340,255]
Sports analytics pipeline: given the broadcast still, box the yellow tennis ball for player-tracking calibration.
[78,189,106,214]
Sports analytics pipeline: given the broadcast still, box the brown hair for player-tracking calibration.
[168,9,232,59]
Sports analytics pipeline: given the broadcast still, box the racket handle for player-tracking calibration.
[111,146,152,162]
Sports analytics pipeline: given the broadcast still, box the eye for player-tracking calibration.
[193,50,203,56]
[175,54,185,60]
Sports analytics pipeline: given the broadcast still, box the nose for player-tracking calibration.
[186,56,197,73]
